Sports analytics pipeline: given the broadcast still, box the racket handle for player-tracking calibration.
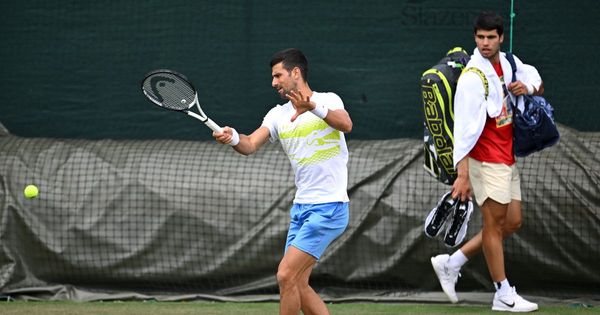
[204,118,223,133]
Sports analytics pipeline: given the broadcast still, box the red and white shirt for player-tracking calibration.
[469,62,515,165]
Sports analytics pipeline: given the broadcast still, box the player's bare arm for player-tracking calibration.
[324,108,353,133]
[215,126,270,156]
[451,158,472,202]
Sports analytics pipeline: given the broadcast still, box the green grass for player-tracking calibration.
[0,301,597,315]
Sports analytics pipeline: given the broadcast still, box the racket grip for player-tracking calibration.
[204,118,223,133]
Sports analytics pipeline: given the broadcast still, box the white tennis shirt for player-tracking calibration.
[262,92,349,204]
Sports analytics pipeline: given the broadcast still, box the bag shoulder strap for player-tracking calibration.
[505,52,525,111]
[505,52,517,83]
[462,67,489,100]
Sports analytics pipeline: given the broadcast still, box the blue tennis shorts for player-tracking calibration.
[285,202,349,260]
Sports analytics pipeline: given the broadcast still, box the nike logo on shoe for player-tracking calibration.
[492,286,538,312]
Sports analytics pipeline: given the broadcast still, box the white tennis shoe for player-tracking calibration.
[430,254,460,303]
[492,286,538,312]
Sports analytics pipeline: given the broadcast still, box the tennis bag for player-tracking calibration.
[505,53,560,157]
[421,47,470,185]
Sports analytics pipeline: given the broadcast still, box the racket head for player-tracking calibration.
[141,69,198,111]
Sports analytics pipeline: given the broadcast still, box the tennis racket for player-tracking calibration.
[141,69,222,132]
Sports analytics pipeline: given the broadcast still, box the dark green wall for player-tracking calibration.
[1,1,598,140]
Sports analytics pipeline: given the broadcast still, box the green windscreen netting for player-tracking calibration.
[1,124,598,301]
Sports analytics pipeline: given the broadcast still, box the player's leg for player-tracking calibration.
[430,230,482,302]
[489,164,536,312]
[294,202,348,314]
[504,200,522,235]
[480,161,523,280]
[480,198,508,282]
[279,202,348,315]
[503,163,523,236]
[299,264,329,315]
[448,200,520,265]
[432,158,480,303]
[278,205,311,314]
[449,198,521,258]
[487,198,537,312]
[466,158,513,282]
[277,246,317,315]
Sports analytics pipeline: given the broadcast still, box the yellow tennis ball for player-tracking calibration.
[24,184,39,199]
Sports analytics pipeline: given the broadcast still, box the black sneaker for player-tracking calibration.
[443,199,473,247]
[424,191,456,238]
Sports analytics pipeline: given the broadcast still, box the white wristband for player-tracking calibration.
[229,128,240,146]
[310,104,328,119]
[526,83,535,95]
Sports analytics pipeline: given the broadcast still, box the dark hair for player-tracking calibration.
[473,11,504,36]
[269,48,308,81]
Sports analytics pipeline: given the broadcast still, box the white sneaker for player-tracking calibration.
[430,254,460,303]
[492,286,538,312]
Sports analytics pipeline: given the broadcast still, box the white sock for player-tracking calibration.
[447,249,468,270]
[495,279,511,295]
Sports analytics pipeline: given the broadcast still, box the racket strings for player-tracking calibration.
[143,72,196,111]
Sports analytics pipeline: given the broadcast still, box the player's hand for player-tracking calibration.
[451,175,472,202]
[287,90,316,122]
[508,81,529,96]
[213,126,234,145]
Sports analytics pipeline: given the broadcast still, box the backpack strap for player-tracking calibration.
[462,67,489,100]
